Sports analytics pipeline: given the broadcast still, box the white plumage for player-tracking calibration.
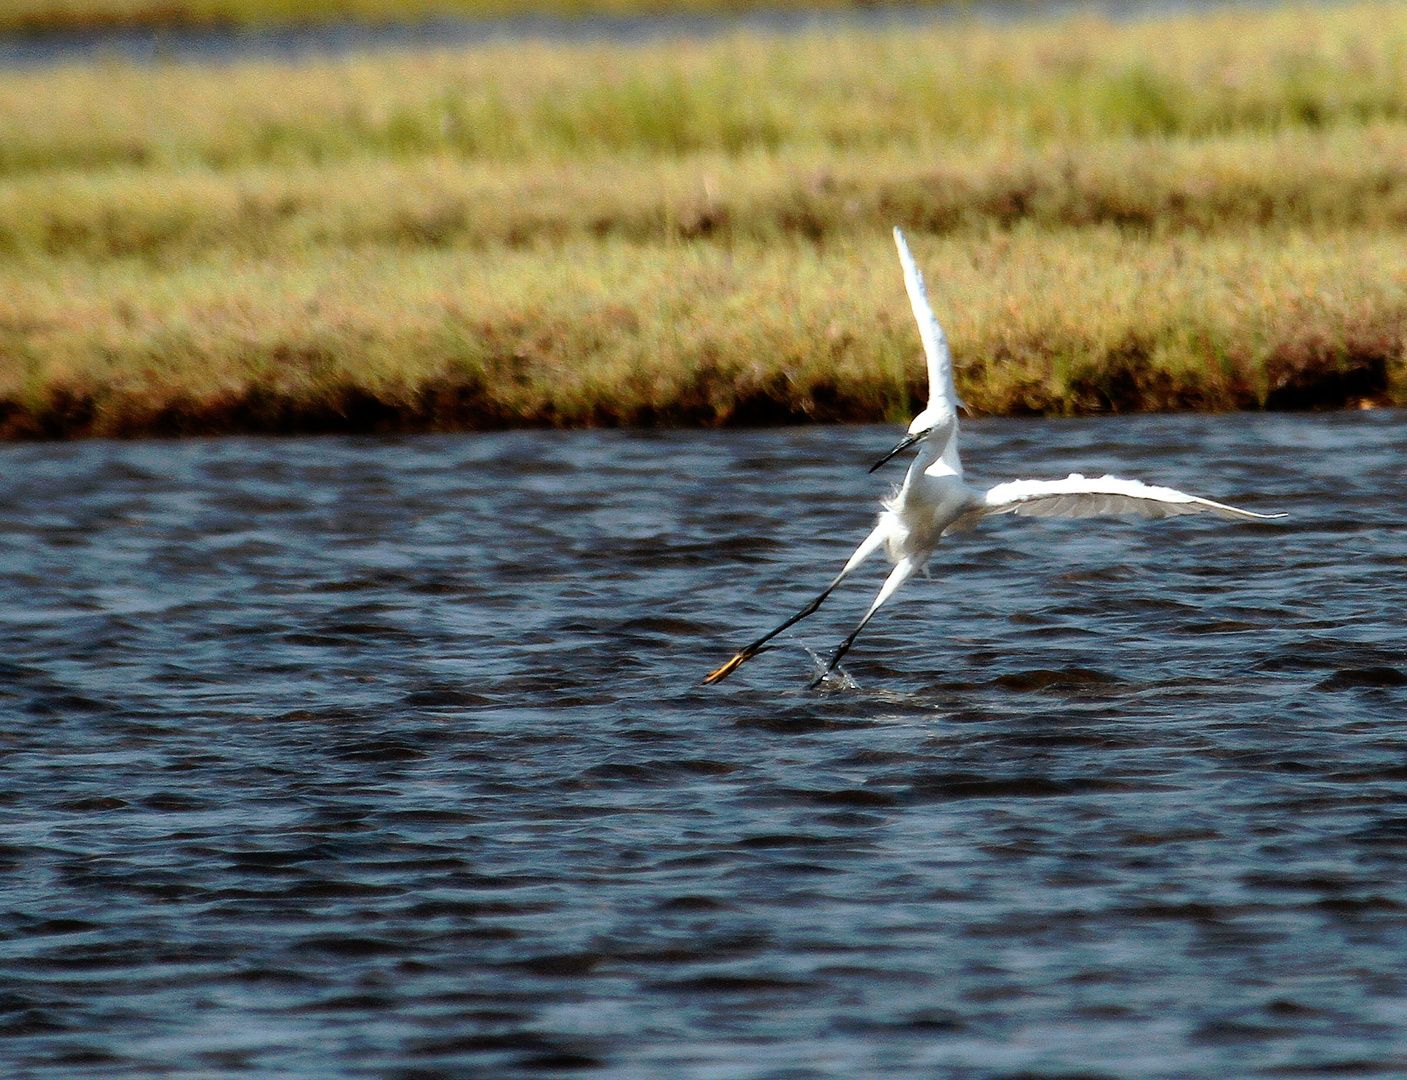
[982,473,1277,522]
[704,229,1285,687]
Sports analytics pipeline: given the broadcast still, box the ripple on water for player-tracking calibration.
[0,413,1405,1078]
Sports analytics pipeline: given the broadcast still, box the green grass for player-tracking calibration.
[7,10,1407,171]
[2,2,1406,436]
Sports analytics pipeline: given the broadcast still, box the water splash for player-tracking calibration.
[804,646,861,691]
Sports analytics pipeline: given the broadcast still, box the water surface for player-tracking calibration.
[1,413,1405,1078]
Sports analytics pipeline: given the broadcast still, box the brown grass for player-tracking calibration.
[3,3,1407,436]
[7,130,1407,263]
[3,230,1403,438]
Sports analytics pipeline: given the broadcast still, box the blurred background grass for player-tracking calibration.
[2,1,1405,435]
[8,0,971,30]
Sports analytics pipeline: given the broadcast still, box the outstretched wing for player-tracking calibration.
[893,227,963,416]
[982,474,1286,522]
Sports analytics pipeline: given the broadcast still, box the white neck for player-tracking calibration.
[916,427,963,478]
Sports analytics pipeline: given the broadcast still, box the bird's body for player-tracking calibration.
[883,437,971,556]
[703,228,1284,687]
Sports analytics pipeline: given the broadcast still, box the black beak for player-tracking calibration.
[869,428,930,473]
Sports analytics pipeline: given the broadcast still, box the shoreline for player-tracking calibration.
[1,391,1394,443]
[2,396,1396,443]
[3,322,1397,441]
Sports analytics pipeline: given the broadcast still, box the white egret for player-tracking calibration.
[704,227,1285,688]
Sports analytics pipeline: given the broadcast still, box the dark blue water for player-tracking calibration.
[1,412,1405,1078]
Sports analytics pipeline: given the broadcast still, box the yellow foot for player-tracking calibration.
[702,652,749,685]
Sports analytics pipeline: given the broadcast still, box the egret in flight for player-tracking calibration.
[704,228,1285,688]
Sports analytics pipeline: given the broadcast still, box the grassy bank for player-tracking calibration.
[3,3,1407,436]
[8,131,1407,261]
[5,230,1402,438]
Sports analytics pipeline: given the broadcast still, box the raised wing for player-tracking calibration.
[982,474,1285,522]
[893,227,963,417]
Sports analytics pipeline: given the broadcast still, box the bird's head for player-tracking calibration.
[868,407,955,473]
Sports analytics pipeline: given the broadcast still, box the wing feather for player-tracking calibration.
[982,474,1285,522]
[893,227,963,416]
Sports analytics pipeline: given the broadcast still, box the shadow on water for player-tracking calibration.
[0,412,1404,1078]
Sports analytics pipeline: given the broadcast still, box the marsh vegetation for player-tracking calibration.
[2,2,1405,436]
